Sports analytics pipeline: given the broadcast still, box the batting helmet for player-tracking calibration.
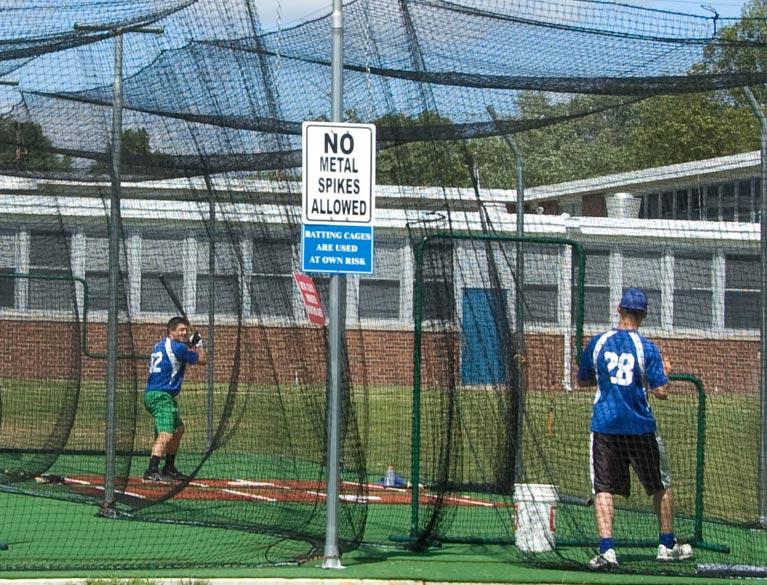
[619,287,648,313]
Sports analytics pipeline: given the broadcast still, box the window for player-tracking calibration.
[359,241,401,320]
[673,254,712,329]
[737,180,754,222]
[721,183,735,221]
[0,268,13,308]
[359,280,399,319]
[196,239,240,315]
[661,191,674,219]
[29,230,72,311]
[622,251,662,327]
[676,189,689,220]
[520,244,558,324]
[313,276,331,316]
[251,237,294,319]
[578,250,610,326]
[85,236,128,312]
[645,193,659,219]
[421,241,454,322]
[639,181,758,223]
[0,232,15,309]
[690,187,704,220]
[705,185,719,220]
[141,236,184,314]
[725,255,760,329]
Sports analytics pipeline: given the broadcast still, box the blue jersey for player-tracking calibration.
[145,337,199,396]
[578,329,668,435]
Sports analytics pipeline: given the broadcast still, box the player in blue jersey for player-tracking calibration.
[577,288,693,569]
[143,316,206,482]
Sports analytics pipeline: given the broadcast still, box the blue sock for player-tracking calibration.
[599,537,615,554]
[659,533,675,548]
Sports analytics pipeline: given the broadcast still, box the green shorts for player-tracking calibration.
[144,391,183,434]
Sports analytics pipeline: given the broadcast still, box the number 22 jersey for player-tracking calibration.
[577,329,668,435]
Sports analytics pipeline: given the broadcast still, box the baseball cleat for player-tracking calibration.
[589,548,618,570]
[657,542,693,561]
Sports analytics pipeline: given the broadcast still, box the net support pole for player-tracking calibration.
[74,22,163,517]
[487,106,525,479]
[102,30,124,516]
[323,0,346,569]
[205,174,216,450]
[744,87,767,528]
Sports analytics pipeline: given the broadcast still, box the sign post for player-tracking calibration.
[302,119,376,570]
[309,0,376,569]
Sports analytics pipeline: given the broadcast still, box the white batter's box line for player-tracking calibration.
[229,479,283,488]
[221,489,277,502]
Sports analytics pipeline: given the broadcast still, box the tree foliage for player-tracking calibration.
[91,127,168,176]
[0,119,71,172]
[376,0,763,189]
[376,112,472,187]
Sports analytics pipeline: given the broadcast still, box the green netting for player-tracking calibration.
[0,0,764,576]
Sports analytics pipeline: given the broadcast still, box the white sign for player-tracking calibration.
[302,121,376,226]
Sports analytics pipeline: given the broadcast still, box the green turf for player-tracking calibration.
[0,378,763,575]
[0,492,762,585]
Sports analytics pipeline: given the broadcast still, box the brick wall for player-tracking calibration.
[0,319,759,394]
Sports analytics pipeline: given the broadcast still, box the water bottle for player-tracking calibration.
[384,465,396,488]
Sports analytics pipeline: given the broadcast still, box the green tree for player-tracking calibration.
[626,93,758,169]
[91,127,155,175]
[376,112,472,187]
[0,119,71,172]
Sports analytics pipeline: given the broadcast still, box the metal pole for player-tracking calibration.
[74,21,162,518]
[205,175,216,450]
[486,106,526,480]
[508,133,525,480]
[323,0,346,569]
[743,87,767,527]
[103,31,123,516]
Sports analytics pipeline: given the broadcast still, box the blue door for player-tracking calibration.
[461,288,508,384]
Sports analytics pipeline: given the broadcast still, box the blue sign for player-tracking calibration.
[301,224,374,274]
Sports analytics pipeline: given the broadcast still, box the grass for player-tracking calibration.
[0,376,763,573]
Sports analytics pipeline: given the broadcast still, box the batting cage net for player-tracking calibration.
[0,0,764,575]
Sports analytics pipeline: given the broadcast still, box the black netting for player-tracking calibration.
[0,0,764,575]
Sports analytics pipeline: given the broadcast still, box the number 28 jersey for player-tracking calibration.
[577,329,668,435]
[146,337,199,396]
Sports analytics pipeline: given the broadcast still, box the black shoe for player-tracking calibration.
[162,467,188,481]
[142,469,170,483]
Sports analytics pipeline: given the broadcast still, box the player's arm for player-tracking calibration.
[576,338,598,387]
[173,339,207,366]
[191,346,208,365]
[647,345,670,399]
[187,332,207,365]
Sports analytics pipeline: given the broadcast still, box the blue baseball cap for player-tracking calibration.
[619,287,648,313]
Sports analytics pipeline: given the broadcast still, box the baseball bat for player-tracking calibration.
[158,274,187,320]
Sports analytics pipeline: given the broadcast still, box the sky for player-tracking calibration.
[250,0,752,30]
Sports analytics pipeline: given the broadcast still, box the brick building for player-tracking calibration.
[0,150,761,395]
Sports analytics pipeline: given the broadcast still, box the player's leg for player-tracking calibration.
[163,422,187,480]
[143,392,176,482]
[144,432,174,481]
[589,433,628,569]
[161,398,187,480]
[653,488,673,534]
[630,433,692,561]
